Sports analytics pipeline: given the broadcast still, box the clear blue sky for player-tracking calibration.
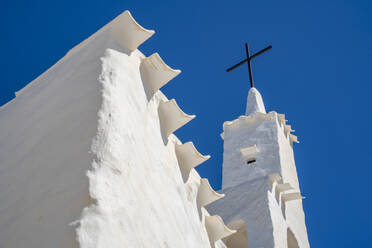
[1,0,371,246]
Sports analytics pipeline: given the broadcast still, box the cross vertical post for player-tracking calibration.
[245,43,254,88]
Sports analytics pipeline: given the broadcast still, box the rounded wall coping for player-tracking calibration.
[205,215,236,244]
[175,142,210,178]
[158,99,195,138]
[197,178,224,208]
[140,53,181,94]
[110,10,155,52]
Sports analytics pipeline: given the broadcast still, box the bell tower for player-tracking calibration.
[208,87,310,248]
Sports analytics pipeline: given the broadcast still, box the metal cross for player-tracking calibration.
[226,43,272,88]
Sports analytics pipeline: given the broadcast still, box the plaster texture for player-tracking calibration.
[0,11,231,248]
[208,88,310,248]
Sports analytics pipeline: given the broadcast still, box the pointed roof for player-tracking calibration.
[245,87,266,116]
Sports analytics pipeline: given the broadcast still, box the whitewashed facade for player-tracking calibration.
[207,88,310,248]
[0,11,233,248]
[0,10,310,248]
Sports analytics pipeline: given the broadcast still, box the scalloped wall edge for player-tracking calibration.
[289,134,299,143]
[276,183,294,193]
[197,178,224,208]
[175,142,210,170]
[10,10,152,102]
[275,182,295,203]
[222,112,272,130]
[65,10,154,58]
[175,142,210,182]
[158,99,195,138]
[282,192,305,203]
[220,112,300,147]
[141,52,181,94]
[277,113,287,125]
[280,192,305,218]
[278,114,300,146]
[110,10,155,52]
[268,173,282,187]
[205,215,236,245]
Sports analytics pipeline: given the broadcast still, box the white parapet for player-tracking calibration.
[240,144,260,163]
[268,173,282,187]
[287,125,295,132]
[282,192,305,203]
[110,10,155,52]
[281,192,305,218]
[289,134,299,144]
[205,215,236,247]
[224,220,249,248]
[284,125,292,137]
[277,113,286,126]
[141,53,181,94]
[275,183,294,202]
[197,178,224,208]
[276,183,294,193]
[158,99,195,138]
[175,142,210,181]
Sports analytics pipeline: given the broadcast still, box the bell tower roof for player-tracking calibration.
[245,87,266,116]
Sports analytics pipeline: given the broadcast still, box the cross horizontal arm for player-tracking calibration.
[226,45,272,72]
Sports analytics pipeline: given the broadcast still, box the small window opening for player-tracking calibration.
[240,145,259,166]
[247,159,256,164]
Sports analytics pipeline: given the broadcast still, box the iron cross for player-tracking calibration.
[226,43,272,88]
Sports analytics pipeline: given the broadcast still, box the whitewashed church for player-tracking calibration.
[0,11,309,248]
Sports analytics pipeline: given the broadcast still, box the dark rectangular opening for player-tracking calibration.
[247,159,256,164]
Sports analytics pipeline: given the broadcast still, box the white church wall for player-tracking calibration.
[208,176,276,248]
[221,113,282,189]
[216,113,285,247]
[0,11,232,248]
[0,26,112,248]
[276,116,309,248]
[210,88,310,248]
[268,186,289,248]
[77,46,211,248]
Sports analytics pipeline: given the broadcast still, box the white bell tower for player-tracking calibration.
[208,87,310,248]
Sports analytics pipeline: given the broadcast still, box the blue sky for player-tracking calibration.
[1,0,371,246]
